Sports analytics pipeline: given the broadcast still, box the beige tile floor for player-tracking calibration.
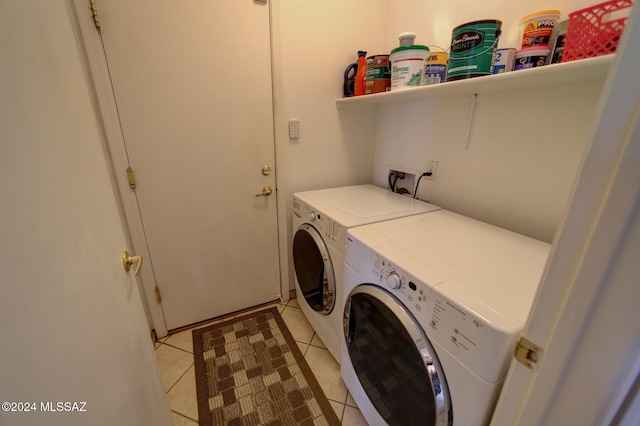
[155,298,368,426]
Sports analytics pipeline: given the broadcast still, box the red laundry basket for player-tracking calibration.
[562,0,634,62]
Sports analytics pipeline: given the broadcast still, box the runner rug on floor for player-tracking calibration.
[192,307,341,426]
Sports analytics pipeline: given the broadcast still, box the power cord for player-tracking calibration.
[388,171,405,192]
[413,172,432,199]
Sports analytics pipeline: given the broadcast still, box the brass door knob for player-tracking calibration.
[122,251,143,275]
[256,185,273,197]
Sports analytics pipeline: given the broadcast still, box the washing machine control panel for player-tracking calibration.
[293,197,346,249]
[372,254,431,324]
[385,271,401,289]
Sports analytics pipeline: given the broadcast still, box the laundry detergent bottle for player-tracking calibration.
[354,50,367,96]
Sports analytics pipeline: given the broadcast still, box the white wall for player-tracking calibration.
[372,0,606,242]
[270,0,387,291]
[271,0,387,193]
[372,81,604,242]
[383,0,599,50]
[273,0,612,291]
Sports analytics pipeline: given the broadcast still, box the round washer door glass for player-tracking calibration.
[292,224,335,315]
[344,284,452,426]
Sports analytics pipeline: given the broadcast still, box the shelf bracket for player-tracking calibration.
[461,93,478,150]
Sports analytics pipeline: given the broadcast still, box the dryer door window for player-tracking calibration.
[344,284,452,426]
[292,224,335,315]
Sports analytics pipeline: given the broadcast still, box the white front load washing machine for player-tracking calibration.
[341,210,551,425]
[292,184,440,364]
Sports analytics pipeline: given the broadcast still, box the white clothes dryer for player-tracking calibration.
[292,184,440,364]
[341,210,551,425]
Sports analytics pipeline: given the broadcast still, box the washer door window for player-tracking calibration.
[344,284,452,426]
[292,224,335,315]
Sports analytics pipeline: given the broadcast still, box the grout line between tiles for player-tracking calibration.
[308,332,327,350]
[338,402,346,424]
[162,341,194,355]
[171,409,198,424]
[345,392,358,408]
[165,361,194,395]
[326,398,346,423]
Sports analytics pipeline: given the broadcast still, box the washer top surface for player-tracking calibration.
[346,209,551,327]
[294,184,440,227]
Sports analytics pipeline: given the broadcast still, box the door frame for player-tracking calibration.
[72,0,167,336]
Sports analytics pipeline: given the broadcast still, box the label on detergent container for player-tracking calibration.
[522,20,556,47]
[451,31,485,54]
[425,53,448,84]
[492,48,515,74]
[364,55,391,94]
[391,60,423,87]
[390,45,429,90]
[448,20,502,81]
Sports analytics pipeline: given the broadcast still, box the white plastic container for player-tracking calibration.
[390,45,430,90]
[518,10,561,49]
[514,47,551,71]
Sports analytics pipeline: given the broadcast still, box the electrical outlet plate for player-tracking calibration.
[425,160,438,180]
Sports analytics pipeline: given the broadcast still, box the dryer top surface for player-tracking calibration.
[294,184,440,227]
[346,210,551,326]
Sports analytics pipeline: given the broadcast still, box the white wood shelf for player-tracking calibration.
[336,55,615,107]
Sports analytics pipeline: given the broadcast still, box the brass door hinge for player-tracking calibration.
[154,285,162,303]
[89,0,100,29]
[514,336,543,370]
[126,167,136,189]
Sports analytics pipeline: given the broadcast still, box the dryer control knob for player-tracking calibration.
[308,211,317,221]
[386,271,402,289]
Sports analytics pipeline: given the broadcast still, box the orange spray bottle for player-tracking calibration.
[354,50,367,96]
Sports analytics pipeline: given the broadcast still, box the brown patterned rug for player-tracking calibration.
[192,307,341,426]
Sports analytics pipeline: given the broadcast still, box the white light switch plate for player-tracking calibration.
[289,119,300,139]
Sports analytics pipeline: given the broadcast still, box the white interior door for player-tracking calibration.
[0,1,171,425]
[96,0,281,329]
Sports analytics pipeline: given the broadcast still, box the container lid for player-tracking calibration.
[398,31,416,46]
[452,19,502,32]
[390,45,430,55]
[519,10,561,23]
[399,31,416,38]
[515,47,552,56]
